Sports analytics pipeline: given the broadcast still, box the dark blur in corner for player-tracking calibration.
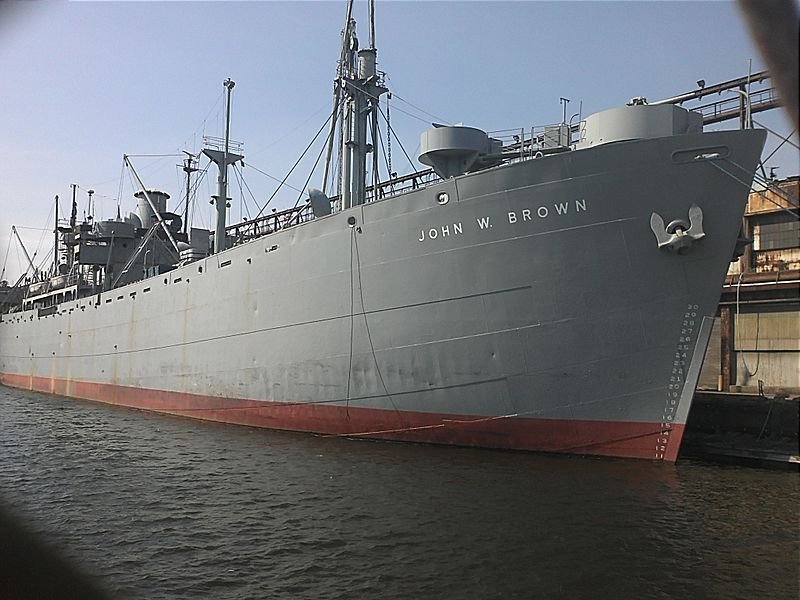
[0,499,109,600]
[738,0,800,131]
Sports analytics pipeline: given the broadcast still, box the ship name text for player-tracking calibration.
[417,198,588,243]
[417,222,464,242]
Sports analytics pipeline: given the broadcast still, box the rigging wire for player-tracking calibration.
[735,273,760,379]
[335,97,344,199]
[178,91,224,155]
[377,104,417,173]
[385,87,451,126]
[171,160,211,231]
[288,125,334,215]
[758,128,799,166]
[252,110,335,220]
[173,164,184,217]
[386,93,392,177]
[0,229,11,281]
[351,224,405,426]
[751,171,800,208]
[707,159,799,217]
[232,165,244,222]
[347,73,450,125]
[34,246,54,275]
[232,164,262,220]
[73,183,117,205]
[125,169,139,206]
[752,120,799,150]
[231,164,252,221]
[187,160,211,227]
[341,78,438,127]
[248,104,330,157]
[188,161,211,201]
[198,161,214,230]
[243,162,303,193]
[30,201,56,273]
[14,244,22,280]
[375,122,396,196]
[122,153,185,159]
[345,228,356,416]
[116,160,126,218]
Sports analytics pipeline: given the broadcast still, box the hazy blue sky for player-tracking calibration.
[1,1,797,280]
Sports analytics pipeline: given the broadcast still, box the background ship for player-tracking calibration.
[0,3,768,461]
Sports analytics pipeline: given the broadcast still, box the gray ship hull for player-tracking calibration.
[1,128,766,460]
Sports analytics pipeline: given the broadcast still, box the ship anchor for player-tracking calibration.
[649,204,705,252]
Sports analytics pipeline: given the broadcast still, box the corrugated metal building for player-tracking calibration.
[699,175,799,395]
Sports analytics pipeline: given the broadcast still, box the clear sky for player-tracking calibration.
[1,0,797,281]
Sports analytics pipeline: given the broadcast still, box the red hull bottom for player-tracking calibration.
[1,373,685,461]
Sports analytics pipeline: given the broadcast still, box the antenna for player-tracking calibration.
[560,97,570,124]
[181,151,199,234]
[87,189,95,220]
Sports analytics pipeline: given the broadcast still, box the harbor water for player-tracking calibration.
[1,386,797,599]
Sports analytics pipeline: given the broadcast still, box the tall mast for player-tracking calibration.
[181,151,198,234]
[53,195,59,276]
[219,78,233,251]
[69,184,77,229]
[321,1,356,197]
[87,189,95,220]
[203,78,242,254]
[339,3,387,210]
[69,183,78,269]
[340,14,356,209]
[369,0,379,195]
[369,0,375,48]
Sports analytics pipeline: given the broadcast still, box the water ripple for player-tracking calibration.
[0,386,797,599]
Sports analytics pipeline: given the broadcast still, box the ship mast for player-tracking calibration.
[181,151,198,234]
[69,183,78,269]
[331,0,387,210]
[53,195,59,276]
[203,78,242,254]
[321,1,355,198]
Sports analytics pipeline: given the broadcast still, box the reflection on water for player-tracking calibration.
[1,386,798,599]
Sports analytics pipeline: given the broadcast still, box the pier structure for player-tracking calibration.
[652,70,780,127]
[699,175,799,396]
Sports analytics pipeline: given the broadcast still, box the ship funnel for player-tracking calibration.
[134,189,170,227]
[419,126,501,179]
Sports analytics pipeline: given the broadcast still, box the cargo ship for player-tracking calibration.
[0,4,766,461]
